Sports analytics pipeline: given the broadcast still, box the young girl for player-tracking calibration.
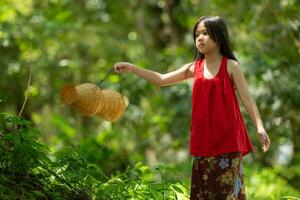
[114,16,270,200]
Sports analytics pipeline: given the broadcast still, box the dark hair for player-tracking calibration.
[192,16,237,61]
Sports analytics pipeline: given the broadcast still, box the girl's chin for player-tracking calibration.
[198,49,206,54]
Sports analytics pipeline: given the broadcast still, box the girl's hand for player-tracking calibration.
[114,62,134,73]
[257,128,270,152]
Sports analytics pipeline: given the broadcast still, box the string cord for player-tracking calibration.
[98,67,114,87]
[98,67,124,95]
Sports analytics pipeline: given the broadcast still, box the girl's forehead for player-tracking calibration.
[196,22,206,32]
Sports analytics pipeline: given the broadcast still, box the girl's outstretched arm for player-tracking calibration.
[114,62,194,87]
[228,60,270,152]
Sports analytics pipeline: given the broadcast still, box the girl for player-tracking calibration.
[114,16,270,200]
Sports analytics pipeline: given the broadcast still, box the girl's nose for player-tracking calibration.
[197,36,203,42]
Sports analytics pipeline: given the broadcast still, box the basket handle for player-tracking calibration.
[98,67,124,95]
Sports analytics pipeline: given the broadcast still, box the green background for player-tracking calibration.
[0,0,299,199]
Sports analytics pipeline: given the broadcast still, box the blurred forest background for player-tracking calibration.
[0,0,300,199]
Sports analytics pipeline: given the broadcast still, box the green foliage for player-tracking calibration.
[0,114,188,199]
[0,0,299,167]
[0,114,299,199]
[1,0,299,168]
[0,114,92,199]
[1,0,300,199]
[244,164,300,200]
[96,163,189,200]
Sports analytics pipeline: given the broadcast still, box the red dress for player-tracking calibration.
[190,56,253,156]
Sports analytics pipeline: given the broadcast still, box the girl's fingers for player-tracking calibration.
[263,144,268,152]
[114,62,132,73]
[114,64,122,73]
[114,64,119,72]
[262,134,270,152]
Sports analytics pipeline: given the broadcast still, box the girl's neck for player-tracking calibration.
[204,51,222,64]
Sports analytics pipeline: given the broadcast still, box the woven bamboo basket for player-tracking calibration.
[60,83,126,122]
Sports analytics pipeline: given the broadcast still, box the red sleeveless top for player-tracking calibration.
[190,56,253,156]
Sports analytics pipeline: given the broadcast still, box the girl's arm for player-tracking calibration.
[114,62,194,87]
[228,60,270,152]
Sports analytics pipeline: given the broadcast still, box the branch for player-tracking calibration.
[18,46,32,117]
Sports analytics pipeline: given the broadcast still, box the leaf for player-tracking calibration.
[171,184,184,194]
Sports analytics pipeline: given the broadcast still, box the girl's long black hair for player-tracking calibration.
[193,16,237,61]
[185,16,237,78]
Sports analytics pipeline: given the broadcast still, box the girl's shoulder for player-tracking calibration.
[226,59,240,78]
[185,59,204,78]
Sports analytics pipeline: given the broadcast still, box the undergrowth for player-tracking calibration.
[0,114,188,200]
[1,114,299,200]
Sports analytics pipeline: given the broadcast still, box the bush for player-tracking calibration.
[0,114,188,199]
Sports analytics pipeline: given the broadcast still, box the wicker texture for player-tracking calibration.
[60,83,126,122]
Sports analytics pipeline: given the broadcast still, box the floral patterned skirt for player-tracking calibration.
[190,152,246,200]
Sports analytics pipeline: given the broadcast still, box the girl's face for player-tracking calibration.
[195,21,219,55]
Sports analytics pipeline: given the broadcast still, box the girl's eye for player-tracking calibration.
[203,32,207,35]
